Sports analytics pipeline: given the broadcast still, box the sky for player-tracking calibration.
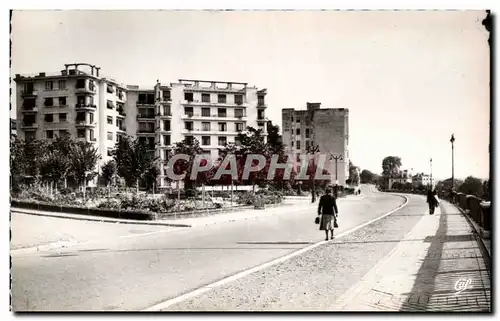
[10,10,491,181]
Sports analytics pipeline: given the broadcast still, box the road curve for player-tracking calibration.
[12,185,405,311]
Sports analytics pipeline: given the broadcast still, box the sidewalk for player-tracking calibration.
[331,201,491,312]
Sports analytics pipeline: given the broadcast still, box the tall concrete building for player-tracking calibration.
[14,63,269,189]
[282,103,349,186]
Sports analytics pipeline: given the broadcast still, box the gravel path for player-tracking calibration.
[165,195,427,311]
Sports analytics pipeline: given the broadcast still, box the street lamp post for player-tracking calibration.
[450,134,455,190]
[330,154,343,197]
[430,157,433,188]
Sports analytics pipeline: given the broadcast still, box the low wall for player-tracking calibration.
[447,192,491,231]
[10,199,285,222]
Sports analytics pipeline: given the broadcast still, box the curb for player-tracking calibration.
[447,201,491,267]
[11,209,193,228]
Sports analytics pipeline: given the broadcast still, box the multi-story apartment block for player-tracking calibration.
[282,103,350,186]
[14,63,269,189]
[412,172,432,188]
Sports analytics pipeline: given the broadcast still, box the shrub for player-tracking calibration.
[185,188,198,198]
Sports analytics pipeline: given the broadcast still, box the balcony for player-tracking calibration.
[21,107,39,113]
[136,101,155,106]
[257,103,267,108]
[156,111,172,118]
[21,123,38,129]
[75,86,96,95]
[181,99,247,107]
[136,114,156,121]
[75,120,96,128]
[75,104,97,111]
[21,90,38,98]
[117,110,127,118]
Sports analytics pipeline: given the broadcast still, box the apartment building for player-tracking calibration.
[412,173,432,188]
[14,63,269,189]
[281,103,350,186]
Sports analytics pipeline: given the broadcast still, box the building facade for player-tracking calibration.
[388,169,413,189]
[281,103,350,186]
[14,63,269,189]
[412,173,432,188]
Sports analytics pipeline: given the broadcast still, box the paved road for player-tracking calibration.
[11,185,406,311]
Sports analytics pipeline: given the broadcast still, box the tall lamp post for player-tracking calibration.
[430,157,433,188]
[330,154,344,196]
[307,144,320,203]
[450,134,455,190]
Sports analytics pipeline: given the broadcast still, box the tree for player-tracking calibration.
[101,160,117,187]
[348,160,360,186]
[360,169,375,184]
[68,140,101,190]
[113,135,157,191]
[266,121,284,155]
[404,182,413,191]
[458,176,484,197]
[382,156,402,177]
[171,137,205,190]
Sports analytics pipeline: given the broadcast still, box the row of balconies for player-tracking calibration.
[182,113,246,120]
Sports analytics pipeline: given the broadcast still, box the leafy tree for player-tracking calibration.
[458,176,484,197]
[171,137,204,190]
[382,156,402,177]
[360,169,375,184]
[348,160,360,186]
[68,140,101,189]
[113,135,157,191]
[404,182,413,191]
[101,160,117,187]
[266,121,284,155]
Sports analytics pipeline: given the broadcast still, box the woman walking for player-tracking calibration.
[426,189,439,215]
[317,187,339,240]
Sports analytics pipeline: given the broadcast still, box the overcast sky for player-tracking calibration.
[10,10,490,180]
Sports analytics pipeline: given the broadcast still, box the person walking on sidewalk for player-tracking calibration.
[426,189,440,215]
[318,187,339,240]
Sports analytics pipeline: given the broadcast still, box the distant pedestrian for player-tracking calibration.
[427,189,439,215]
[317,187,339,240]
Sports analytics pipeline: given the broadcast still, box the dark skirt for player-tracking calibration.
[320,214,336,231]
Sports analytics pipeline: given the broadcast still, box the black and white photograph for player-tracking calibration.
[7,4,493,313]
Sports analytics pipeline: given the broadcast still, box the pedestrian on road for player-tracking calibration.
[317,187,339,240]
[426,189,439,215]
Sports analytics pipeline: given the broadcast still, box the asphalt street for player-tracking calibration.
[11,185,409,311]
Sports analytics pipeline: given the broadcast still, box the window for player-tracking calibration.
[291,141,294,147]
[202,122,211,131]
[258,95,265,106]
[76,112,86,122]
[25,132,36,140]
[296,118,300,123]
[58,97,66,106]
[218,136,227,146]
[162,90,171,101]
[59,113,67,122]
[217,94,226,104]
[184,92,193,102]
[296,128,300,135]
[184,107,193,116]
[305,141,310,150]
[296,141,301,149]
[46,130,54,139]
[89,80,95,91]
[291,116,294,122]
[44,114,54,123]
[77,96,86,106]
[107,132,113,141]
[202,108,210,117]
[217,108,226,117]
[202,93,210,103]
[89,96,94,106]
[76,79,86,89]
[89,113,94,124]
[163,106,171,116]
[163,120,170,131]
[202,136,211,146]
[163,149,169,161]
[107,84,114,94]
[107,100,114,109]
[58,80,66,90]
[23,98,36,109]
[45,81,53,90]
[234,94,243,105]
[236,123,244,132]
[235,109,244,118]
[218,122,227,132]
[107,148,113,157]
[59,129,69,137]
[107,116,113,124]
[306,128,310,138]
[163,135,171,146]
[44,98,53,107]
[185,136,194,145]
[24,82,34,93]
[77,129,86,138]
[185,121,193,130]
